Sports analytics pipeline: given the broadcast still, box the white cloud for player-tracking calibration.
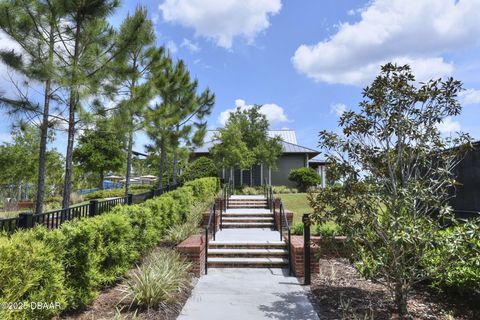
[292,0,480,86]
[218,99,289,126]
[330,103,346,116]
[159,0,282,49]
[181,38,200,52]
[165,40,178,54]
[437,117,461,134]
[460,88,480,105]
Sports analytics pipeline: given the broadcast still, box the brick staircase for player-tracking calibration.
[208,241,288,268]
[207,195,289,269]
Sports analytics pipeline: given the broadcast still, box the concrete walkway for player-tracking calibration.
[178,268,319,320]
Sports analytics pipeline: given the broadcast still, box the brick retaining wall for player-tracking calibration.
[176,235,206,276]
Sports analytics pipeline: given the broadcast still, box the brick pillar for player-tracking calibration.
[289,235,320,277]
[176,235,206,276]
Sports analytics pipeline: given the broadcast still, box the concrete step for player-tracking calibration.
[228,205,268,208]
[208,257,288,268]
[209,241,286,249]
[222,222,274,228]
[223,213,273,218]
[208,248,288,258]
[222,217,274,223]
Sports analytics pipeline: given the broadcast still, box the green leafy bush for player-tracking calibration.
[423,220,480,293]
[110,204,160,253]
[121,249,191,308]
[0,228,66,320]
[83,186,151,201]
[272,185,298,194]
[288,167,321,192]
[291,222,303,235]
[313,221,342,237]
[181,157,218,182]
[184,177,219,202]
[0,177,219,316]
[89,213,137,285]
[59,219,103,309]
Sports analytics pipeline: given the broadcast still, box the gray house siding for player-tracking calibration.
[271,154,306,187]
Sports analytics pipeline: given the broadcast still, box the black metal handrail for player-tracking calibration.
[204,202,217,274]
[279,201,292,276]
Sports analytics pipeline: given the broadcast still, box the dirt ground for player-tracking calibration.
[310,258,479,320]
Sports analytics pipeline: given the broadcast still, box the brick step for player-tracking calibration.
[222,217,274,223]
[222,222,274,228]
[208,257,288,268]
[208,248,288,257]
[209,241,286,249]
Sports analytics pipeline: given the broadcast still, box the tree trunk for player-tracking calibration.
[125,129,133,196]
[172,147,178,185]
[35,23,55,215]
[394,283,408,318]
[62,18,81,210]
[158,138,166,188]
[62,107,75,209]
[99,171,104,190]
[172,125,179,185]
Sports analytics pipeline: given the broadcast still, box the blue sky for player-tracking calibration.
[1,0,480,156]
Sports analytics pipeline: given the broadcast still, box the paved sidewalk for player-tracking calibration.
[178,268,320,320]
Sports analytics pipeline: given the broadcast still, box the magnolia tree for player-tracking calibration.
[308,64,472,317]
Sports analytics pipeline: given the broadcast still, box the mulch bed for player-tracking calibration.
[61,244,196,320]
[310,258,479,319]
[62,278,196,320]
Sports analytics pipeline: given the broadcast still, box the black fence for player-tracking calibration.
[0,184,179,234]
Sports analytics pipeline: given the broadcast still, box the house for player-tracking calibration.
[449,141,480,219]
[191,129,327,188]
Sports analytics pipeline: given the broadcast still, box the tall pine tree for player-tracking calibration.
[0,0,62,214]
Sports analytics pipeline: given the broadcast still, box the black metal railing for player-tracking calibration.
[204,202,217,275]
[278,201,292,275]
[0,184,179,234]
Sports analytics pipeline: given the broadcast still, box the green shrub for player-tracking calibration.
[291,222,303,235]
[184,177,219,202]
[241,186,260,195]
[110,204,160,253]
[288,167,321,192]
[88,213,138,285]
[121,249,191,308]
[181,157,218,182]
[144,196,182,232]
[312,221,341,237]
[0,228,66,320]
[423,220,480,293]
[60,219,103,309]
[168,187,194,222]
[84,186,151,201]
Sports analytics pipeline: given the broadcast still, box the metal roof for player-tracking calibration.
[205,129,298,145]
[193,130,319,156]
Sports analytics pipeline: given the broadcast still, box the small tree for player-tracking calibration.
[211,105,282,174]
[308,64,471,317]
[73,120,125,189]
[181,157,218,182]
[288,167,321,191]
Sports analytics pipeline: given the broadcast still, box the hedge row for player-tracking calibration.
[83,185,152,201]
[0,177,219,320]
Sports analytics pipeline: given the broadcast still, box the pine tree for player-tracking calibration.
[0,0,62,214]
[110,7,159,196]
[56,0,142,208]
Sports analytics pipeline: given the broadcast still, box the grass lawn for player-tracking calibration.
[279,193,312,224]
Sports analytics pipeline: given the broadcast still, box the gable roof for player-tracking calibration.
[194,129,319,157]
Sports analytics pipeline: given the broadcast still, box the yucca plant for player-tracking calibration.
[164,223,199,245]
[120,250,191,309]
